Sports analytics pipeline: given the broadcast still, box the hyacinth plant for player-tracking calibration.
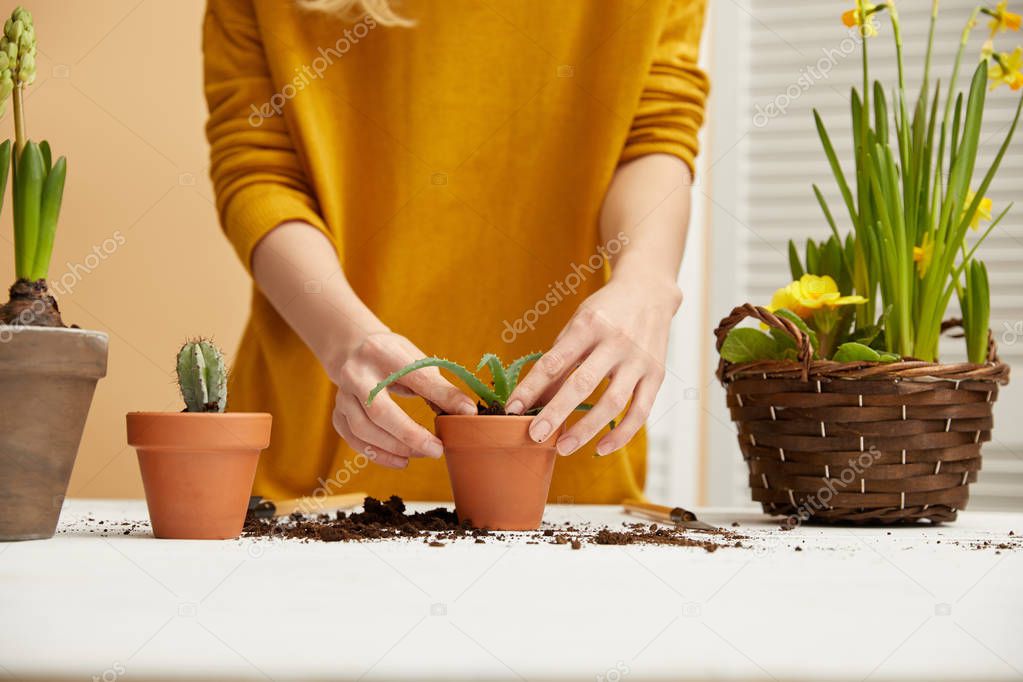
[0,6,69,328]
[722,0,1022,366]
[368,352,609,421]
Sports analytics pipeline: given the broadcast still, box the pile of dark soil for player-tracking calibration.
[242,495,748,552]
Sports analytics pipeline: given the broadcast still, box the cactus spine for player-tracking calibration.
[176,339,228,413]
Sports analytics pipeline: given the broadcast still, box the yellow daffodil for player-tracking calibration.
[963,189,994,229]
[988,1,1022,36]
[842,0,880,37]
[988,46,1023,90]
[768,274,867,319]
[913,232,934,278]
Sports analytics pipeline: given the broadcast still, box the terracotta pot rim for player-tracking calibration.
[127,412,272,450]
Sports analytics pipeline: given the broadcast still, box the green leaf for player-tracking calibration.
[833,342,882,363]
[475,353,509,402]
[720,328,781,363]
[878,352,901,363]
[504,352,542,394]
[788,240,804,280]
[367,357,500,408]
[30,154,66,281]
[770,308,818,358]
[13,141,44,280]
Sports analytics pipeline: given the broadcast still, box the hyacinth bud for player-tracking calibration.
[0,6,36,102]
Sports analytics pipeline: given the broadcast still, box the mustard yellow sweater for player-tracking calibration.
[203,0,708,503]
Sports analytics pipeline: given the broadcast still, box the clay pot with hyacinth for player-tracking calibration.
[715,0,1018,526]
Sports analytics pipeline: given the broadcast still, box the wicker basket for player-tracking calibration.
[715,304,1011,525]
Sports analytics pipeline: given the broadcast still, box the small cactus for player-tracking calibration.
[176,339,228,413]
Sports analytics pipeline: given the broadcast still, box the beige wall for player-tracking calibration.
[0,1,250,498]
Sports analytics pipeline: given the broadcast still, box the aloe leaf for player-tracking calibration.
[13,141,44,280]
[30,155,65,281]
[476,353,509,402]
[505,351,543,393]
[367,357,500,408]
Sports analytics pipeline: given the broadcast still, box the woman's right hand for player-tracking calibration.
[330,332,478,470]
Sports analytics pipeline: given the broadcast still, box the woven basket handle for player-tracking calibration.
[940,318,1001,364]
[713,304,813,382]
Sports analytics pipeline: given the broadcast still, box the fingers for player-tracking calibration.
[339,393,424,459]
[398,365,477,416]
[505,340,586,415]
[332,410,409,469]
[362,389,446,458]
[595,375,660,456]
[554,365,643,456]
[527,349,616,443]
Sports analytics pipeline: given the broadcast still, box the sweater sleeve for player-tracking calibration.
[203,0,331,274]
[620,0,710,175]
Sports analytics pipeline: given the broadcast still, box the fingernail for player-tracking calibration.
[530,419,551,442]
[424,439,444,458]
[457,402,477,416]
[556,436,578,456]
[505,400,524,415]
[596,442,613,456]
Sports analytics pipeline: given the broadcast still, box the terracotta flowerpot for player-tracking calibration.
[0,327,109,541]
[126,412,272,540]
[436,415,561,531]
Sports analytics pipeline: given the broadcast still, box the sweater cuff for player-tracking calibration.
[223,184,332,274]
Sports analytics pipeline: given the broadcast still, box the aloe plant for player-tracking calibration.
[367,352,608,422]
[177,339,228,413]
[0,7,69,327]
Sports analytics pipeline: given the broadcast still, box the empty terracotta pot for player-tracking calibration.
[126,412,272,540]
[0,327,109,541]
[436,415,561,531]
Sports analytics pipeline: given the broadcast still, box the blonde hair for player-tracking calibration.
[298,0,413,27]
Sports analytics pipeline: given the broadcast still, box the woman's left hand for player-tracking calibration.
[504,271,682,456]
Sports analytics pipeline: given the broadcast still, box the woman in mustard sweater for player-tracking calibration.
[203,0,709,504]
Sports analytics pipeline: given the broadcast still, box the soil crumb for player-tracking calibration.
[242,496,747,553]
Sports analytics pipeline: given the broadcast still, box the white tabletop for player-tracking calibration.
[1,499,1021,682]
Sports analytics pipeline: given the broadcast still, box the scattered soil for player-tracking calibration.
[0,278,66,327]
[242,496,749,552]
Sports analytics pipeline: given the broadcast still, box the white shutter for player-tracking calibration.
[706,0,1023,510]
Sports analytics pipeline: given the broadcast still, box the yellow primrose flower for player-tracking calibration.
[842,0,880,37]
[913,232,933,278]
[963,190,994,230]
[989,1,1022,35]
[768,274,867,319]
[988,47,1023,90]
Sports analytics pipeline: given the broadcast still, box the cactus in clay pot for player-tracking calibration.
[176,339,228,413]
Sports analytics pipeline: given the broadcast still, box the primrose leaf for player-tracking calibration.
[720,328,781,363]
[770,308,818,358]
[833,342,882,363]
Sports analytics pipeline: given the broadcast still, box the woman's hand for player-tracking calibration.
[331,332,478,469]
[504,271,682,457]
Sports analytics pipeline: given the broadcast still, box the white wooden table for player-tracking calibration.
[1,500,1021,681]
